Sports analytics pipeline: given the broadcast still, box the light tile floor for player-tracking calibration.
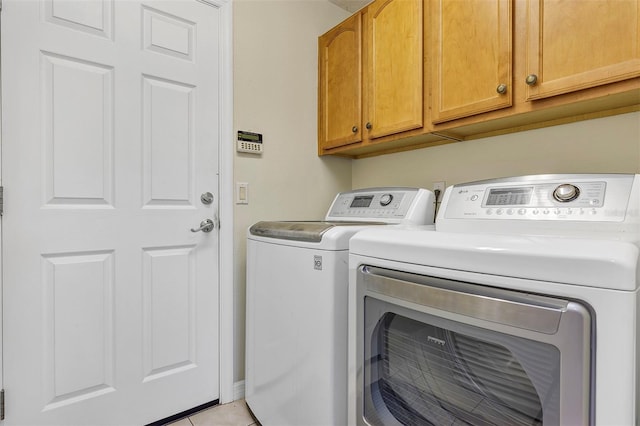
[167,400,259,426]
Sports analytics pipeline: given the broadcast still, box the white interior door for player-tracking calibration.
[1,0,222,424]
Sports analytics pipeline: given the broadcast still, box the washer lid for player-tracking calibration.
[249,220,385,243]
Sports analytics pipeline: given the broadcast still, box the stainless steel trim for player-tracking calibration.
[360,265,568,334]
[249,220,385,242]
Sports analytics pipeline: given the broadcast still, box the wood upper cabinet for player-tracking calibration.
[525,0,640,100]
[430,0,512,123]
[318,13,362,151]
[363,0,424,139]
[318,0,639,158]
[318,0,424,153]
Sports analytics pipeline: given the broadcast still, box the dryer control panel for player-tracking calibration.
[436,174,640,238]
[442,174,635,222]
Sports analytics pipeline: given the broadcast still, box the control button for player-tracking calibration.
[496,209,503,215]
[590,209,598,215]
[506,209,514,215]
[554,209,561,215]
[579,209,585,215]
[379,194,393,206]
[486,209,493,215]
[542,209,549,215]
[532,209,539,215]
[518,209,526,215]
[553,184,580,202]
[566,209,573,215]
[470,195,479,201]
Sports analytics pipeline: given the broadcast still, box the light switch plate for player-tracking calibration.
[236,182,249,204]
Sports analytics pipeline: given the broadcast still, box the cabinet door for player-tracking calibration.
[318,13,362,151]
[431,0,512,123]
[364,0,423,139]
[526,0,640,100]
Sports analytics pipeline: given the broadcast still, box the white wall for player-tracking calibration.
[353,112,640,189]
[233,0,351,383]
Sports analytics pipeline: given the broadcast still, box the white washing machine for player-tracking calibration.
[245,187,435,426]
[348,174,640,426]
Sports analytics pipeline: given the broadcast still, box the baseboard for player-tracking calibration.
[233,380,245,401]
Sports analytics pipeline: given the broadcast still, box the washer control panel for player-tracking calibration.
[443,175,635,222]
[326,187,434,224]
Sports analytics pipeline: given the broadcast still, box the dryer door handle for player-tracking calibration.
[359,266,569,334]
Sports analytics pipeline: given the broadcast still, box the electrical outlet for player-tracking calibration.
[433,181,445,200]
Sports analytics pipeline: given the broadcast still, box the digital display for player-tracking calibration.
[350,195,373,208]
[238,131,262,142]
[486,187,533,206]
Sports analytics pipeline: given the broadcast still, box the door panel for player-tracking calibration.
[42,251,116,410]
[318,13,362,150]
[526,0,640,99]
[1,1,221,424]
[142,76,196,207]
[364,0,423,139]
[42,52,115,206]
[142,245,197,381]
[431,0,512,123]
[43,0,113,39]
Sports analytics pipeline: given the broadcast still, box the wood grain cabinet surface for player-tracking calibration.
[318,0,640,158]
[363,0,423,139]
[431,0,512,123]
[318,13,362,151]
[525,0,640,100]
[318,0,424,155]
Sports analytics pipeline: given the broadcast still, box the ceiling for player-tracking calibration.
[328,0,372,13]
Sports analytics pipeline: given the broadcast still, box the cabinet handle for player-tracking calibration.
[352,126,358,133]
[365,122,372,130]
[525,74,538,86]
[496,84,507,94]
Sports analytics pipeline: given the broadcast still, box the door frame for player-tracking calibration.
[207,0,236,405]
[0,0,235,409]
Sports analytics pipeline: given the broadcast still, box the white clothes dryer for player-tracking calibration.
[348,174,640,426]
[245,188,435,426]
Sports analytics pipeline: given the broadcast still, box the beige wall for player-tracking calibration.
[232,0,640,388]
[233,0,351,383]
[353,112,640,190]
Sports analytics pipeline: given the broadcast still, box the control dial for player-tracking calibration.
[553,184,580,202]
[379,194,394,206]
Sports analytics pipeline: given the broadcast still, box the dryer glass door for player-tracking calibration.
[366,310,555,425]
[357,266,592,426]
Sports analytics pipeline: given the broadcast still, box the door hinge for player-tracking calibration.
[1,389,5,420]
[0,186,4,216]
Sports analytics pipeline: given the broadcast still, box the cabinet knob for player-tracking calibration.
[496,84,508,94]
[352,126,358,133]
[365,122,372,130]
[525,74,538,86]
